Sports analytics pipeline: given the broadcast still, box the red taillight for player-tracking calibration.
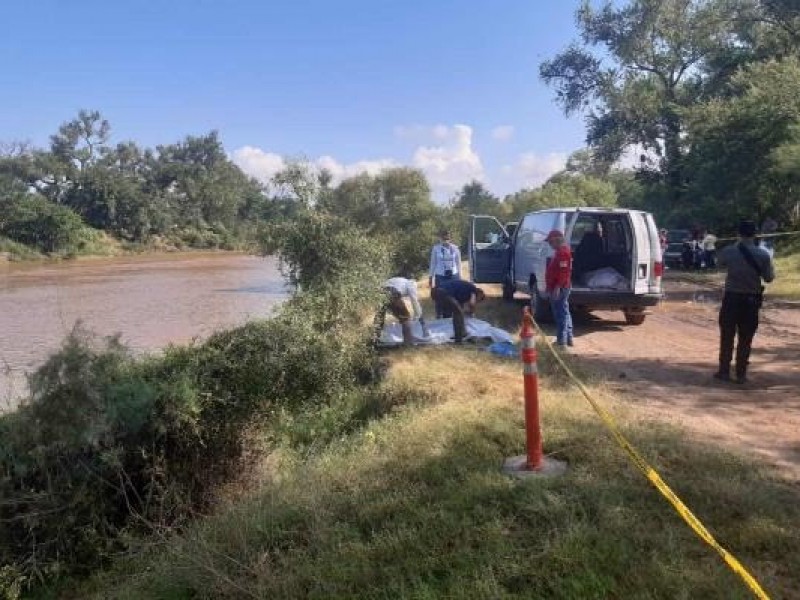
[654,261,664,277]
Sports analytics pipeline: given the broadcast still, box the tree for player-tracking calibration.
[540,0,753,199]
[684,56,800,228]
[450,180,502,216]
[49,109,111,175]
[505,174,618,217]
[151,131,263,232]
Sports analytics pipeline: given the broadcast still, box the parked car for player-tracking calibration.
[468,208,663,325]
[663,229,691,268]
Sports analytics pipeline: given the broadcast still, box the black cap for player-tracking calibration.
[738,220,757,237]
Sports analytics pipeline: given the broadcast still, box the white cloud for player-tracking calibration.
[411,124,484,197]
[491,125,515,142]
[501,152,567,190]
[235,123,489,202]
[232,147,397,187]
[316,155,398,180]
[232,146,286,184]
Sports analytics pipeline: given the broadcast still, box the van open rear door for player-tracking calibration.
[468,215,510,283]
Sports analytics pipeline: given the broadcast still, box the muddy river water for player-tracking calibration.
[0,253,286,407]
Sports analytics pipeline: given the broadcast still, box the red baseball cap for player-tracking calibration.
[545,229,564,241]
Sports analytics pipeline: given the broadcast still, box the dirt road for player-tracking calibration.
[572,276,800,480]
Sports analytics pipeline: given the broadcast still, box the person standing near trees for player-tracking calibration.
[702,229,718,269]
[429,229,461,318]
[714,220,775,384]
[545,229,574,348]
[761,216,778,257]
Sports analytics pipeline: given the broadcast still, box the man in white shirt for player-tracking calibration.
[377,277,426,346]
[429,230,461,318]
[702,230,718,268]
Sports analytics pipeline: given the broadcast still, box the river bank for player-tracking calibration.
[0,232,259,265]
[0,252,286,409]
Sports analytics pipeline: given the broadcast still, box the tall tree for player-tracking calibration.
[540,0,752,199]
[450,180,502,216]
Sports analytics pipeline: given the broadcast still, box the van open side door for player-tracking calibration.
[468,215,510,283]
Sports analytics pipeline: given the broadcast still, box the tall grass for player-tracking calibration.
[77,346,800,599]
[771,251,800,300]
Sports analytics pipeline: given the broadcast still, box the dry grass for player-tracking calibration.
[71,288,800,599]
[670,247,800,301]
[771,251,800,300]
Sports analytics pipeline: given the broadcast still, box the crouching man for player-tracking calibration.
[430,279,485,343]
[376,277,426,346]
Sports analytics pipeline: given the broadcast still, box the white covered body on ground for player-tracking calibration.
[379,318,515,346]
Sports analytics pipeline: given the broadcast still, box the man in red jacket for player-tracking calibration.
[545,229,573,348]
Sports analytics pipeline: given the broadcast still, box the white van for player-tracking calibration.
[469,208,663,325]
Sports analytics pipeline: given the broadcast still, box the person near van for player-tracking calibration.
[574,221,604,276]
[429,230,461,318]
[376,277,425,346]
[545,229,574,348]
[761,216,778,257]
[430,279,485,343]
[659,229,668,254]
[714,220,775,384]
[702,230,718,269]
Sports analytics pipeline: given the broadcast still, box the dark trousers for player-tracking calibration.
[432,274,455,318]
[718,292,761,377]
[373,290,412,345]
[431,288,466,342]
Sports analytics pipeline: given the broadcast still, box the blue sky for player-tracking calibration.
[0,0,588,199]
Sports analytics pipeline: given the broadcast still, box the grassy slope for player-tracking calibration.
[770,251,800,300]
[75,294,800,600]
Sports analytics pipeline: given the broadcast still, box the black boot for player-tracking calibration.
[734,366,747,385]
[713,364,731,382]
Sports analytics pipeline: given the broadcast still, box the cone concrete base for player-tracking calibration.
[502,455,567,479]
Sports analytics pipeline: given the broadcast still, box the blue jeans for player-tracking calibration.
[552,288,573,346]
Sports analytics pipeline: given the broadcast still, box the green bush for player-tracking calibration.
[0,195,92,255]
[0,216,390,594]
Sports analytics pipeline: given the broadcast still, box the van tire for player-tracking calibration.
[502,279,515,302]
[532,290,553,323]
[624,310,646,326]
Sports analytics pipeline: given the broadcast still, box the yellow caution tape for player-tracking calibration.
[536,328,771,600]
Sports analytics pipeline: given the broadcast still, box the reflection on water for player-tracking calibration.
[0,253,287,407]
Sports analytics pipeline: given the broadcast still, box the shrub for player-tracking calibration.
[0,195,92,255]
[0,216,391,592]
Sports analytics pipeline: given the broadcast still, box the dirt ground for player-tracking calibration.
[569,276,800,481]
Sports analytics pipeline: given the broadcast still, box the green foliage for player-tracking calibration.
[504,174,618,217]
[449,180,502,216]
[0,194,97,255]
[316,167,444,277]
[0,236,43,261]
[542,1,800,230]
[0,206,389,593]
[684,57,800,229]
[261,210,391,292]
[1,113,268,254]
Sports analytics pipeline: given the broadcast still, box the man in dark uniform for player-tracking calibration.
[714,220,775,384]
[430,279,485,343]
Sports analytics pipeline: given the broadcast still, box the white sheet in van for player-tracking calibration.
[583,267,628,290]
